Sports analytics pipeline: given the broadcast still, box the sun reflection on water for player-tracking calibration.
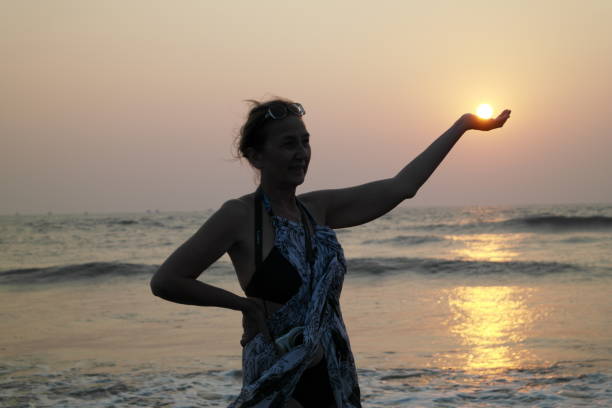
[447,233,525,262]
[434,286,537,373]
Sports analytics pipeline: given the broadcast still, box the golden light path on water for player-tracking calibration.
[446,233,526,262]
[437,286,537,373]
[432,233,539,373]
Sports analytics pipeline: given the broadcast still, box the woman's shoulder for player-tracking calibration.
[218,194,253,219]
[297,191,326,226]
[200,196,253,245]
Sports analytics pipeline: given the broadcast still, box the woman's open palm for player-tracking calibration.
[461,109,511,131]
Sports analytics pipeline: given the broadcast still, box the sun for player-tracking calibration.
[476,104,494,119]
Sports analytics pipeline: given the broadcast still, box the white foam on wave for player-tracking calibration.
[2,359,610,408]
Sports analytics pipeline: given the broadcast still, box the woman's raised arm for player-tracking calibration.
[302,110,511,229]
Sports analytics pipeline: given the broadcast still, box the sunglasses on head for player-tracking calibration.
[264,102,306,120]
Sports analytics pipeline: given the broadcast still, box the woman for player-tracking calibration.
[150,98,511,407]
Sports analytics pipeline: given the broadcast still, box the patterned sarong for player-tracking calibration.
[228,194,361,408]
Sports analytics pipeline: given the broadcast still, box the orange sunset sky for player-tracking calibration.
[1,0,611,214]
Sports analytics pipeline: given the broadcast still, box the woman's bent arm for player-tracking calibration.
[150,199,249,312]
[152,276,249,311]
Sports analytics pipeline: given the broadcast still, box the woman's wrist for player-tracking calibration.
[236,296,254,313]
[455,115,472,133]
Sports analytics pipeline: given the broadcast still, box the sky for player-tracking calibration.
[2,0,611,214]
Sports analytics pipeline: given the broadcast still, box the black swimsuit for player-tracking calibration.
[243,190,336,407]
[244,246,302,304]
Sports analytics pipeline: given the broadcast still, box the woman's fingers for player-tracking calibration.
[256,313,272,341]
[459,110,511,131]
[493,109,511,128]
[241,298,264,344]
[495,110,510,120]
[241,297,276,346]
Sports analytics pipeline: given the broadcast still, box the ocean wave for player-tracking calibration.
[22,216,188,232]
[0,262,158,285]
[559,236,601,244]
[416,215,612,233]
[2,359,610,408]
[362,235,443,246]
[501,215,612,230]
[360,360,612,407]
[0,261,232,285]
[0,256,605,286]
[346,257,589,276]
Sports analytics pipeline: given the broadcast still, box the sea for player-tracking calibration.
[1,203,611,407]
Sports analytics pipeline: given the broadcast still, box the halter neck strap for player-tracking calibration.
[255,186,316,226]
[254,186,317,268]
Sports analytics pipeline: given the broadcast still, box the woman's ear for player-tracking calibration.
[245,147,263,170]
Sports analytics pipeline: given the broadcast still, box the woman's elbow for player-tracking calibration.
[150,269,170,298]
[149,278,162,298]
[404,183,420,199]
[390,178,417,200]
[398,189,416,200]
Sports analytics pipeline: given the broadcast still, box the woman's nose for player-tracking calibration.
[295,142,308,158]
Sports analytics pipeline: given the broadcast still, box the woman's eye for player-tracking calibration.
[281,139,308,148]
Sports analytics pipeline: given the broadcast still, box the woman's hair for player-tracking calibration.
[233,97,297,165]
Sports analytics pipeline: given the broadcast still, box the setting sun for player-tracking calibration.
[476,104,494,119]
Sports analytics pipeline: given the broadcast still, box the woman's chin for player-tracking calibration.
[288,175,306,186]
[289,169,306,184]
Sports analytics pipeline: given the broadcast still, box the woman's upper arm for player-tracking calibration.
[151,199,247,284]
[301,178,405,229]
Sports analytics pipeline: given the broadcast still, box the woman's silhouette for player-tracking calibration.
[150,98,511,407]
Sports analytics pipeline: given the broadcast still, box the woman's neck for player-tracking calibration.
[259,181,299,218]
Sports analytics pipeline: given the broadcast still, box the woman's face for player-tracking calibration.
[256,115,311,186]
